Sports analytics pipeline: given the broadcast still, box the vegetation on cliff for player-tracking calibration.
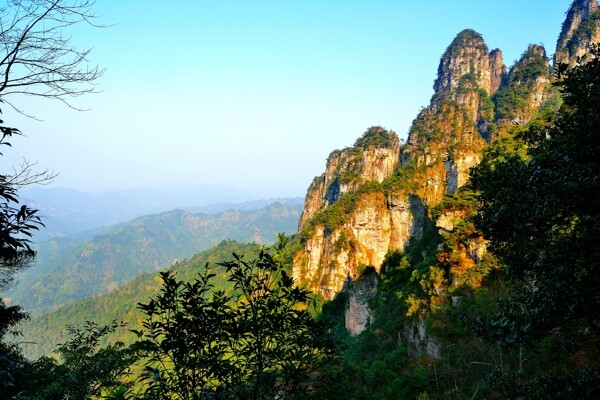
[320,46,600,399]
[3,2,600,399]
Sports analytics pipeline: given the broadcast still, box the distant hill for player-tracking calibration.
[19,240,261,360]
[21,186,303,241]
[3,202,302,314]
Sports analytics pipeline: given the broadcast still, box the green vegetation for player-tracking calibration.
[5,202,302,314]
[469,46,600,397]
[6,239,337,399]
[353,126,397,149]
[299,181,384,242]
[20,321,137,400]
[19,240,261,359]
[134,235,335,399]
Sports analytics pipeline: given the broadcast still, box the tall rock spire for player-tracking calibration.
[555,0,600,66]
[432,29,505,103]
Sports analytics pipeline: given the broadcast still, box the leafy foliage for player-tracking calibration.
[134,235,336,399]
[0,124,43,290]
[19,240,261,360]
[353,126,397,149]
[0,113,44,398]
[19,321,137,400]
[471,46,600,397]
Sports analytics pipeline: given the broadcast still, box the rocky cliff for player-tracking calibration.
[293,1,594,337]
[294,28,531,301]
[345,268,379,336]
[555,0,600,66]
[299,127,400,228]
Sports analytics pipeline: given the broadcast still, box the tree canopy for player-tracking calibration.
[470,46,600,397]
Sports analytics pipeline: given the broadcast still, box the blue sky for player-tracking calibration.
[5,0,573,198]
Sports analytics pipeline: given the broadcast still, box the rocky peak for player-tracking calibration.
[433,29,506,103]
[493,44,552,126]
[507,44,549,87]
[488,49,507,94]
[298,127,400,228]
[555,0,600,66]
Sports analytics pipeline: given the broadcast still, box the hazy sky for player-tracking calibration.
[4,0,573,198]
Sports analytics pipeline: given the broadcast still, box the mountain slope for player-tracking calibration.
[21,185,262,241]
[4,202,302,314]
[288,0,600,398]
[19,240,261,360]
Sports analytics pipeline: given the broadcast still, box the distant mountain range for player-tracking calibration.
[21,185,303,241]
[3,201,303,314]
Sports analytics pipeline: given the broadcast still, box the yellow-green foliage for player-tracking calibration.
[299,181,384,242]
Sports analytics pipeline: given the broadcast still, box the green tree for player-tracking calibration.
[135,235,336,400]
[0,0,103,395]
[18,321,137,400]
[0,124,44,398]
[471,47,600,398]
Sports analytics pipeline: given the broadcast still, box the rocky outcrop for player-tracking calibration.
[493,44,552,126]
[489,49,507,93]
[299,127,400,228]
[433,29,505,102]
[445,154,480,194]
[435,209,470,232]
[295,30,504,300]
[345,270,379,336]
[293,0,597,352]
[294,192,425,298]
[555,0,600,66]
[402,319,441,359]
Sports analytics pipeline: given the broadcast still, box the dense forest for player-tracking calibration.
[1,0,600,399]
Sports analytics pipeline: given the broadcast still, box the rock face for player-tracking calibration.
[299,127,401,228]
[294,30,510,300]
[294,192,425,298]
[294,2,596,337]
[403,319,441,359]
[345,270,379,336]
[555,0,600,66]
[433,29,505,101]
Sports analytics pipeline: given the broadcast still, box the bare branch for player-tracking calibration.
[7,158,57,189]
[0,0,105,112]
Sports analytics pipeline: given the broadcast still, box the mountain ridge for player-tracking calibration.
[5,201,302,314]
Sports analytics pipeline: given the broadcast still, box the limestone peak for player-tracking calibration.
[432,29,505,103]
[555,0,600,66]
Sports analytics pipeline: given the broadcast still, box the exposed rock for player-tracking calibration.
[433,29,505,103]
[435,209,470,232]
[555,0,600,66]
[489,49,507,93]
[402,318,441,359]
[298,127,400,228]
[345,270,379,336]
[293,192,425,298]
[445,154,480,194]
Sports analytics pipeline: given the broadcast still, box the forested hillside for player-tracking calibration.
[4,202,302,314]
[1,0,599,399]
[18,240,261,360]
